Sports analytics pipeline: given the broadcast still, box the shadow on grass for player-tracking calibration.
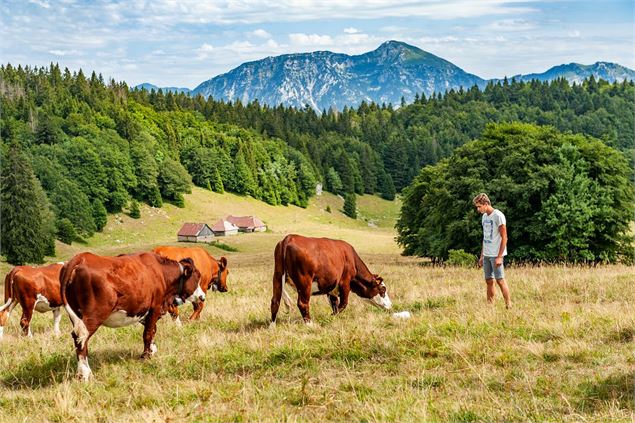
[1,348,139,389]
[576,372,635,412]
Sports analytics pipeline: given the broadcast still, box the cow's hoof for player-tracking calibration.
[304,320,314,327]
[268,321,276,329]
[150,343,158,355]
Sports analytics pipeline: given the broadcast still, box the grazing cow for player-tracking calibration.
[60,252,203,381]
[0,263,64,339]
[153,246,228,321]
[270,234,392,325]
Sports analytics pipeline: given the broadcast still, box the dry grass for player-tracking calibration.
[0,189,633,422]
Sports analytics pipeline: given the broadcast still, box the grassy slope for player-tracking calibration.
[0,189,633,422]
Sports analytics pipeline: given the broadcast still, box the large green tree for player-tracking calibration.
[1,143,56,264]
[397,122,635,264]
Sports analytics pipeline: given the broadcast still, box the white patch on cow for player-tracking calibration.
[329,285,339,296]
[304,320,314,327]
[366,289,392,310]
[53,308,62,336]
[173,316,182,327]
[0,326,4,339]
[27,328,33,337]
[77,356,92,381]
[311,281,320,295]
[185,286,205,303]
[281,288,292,312]
[35,294,53,313]
[269,321,277,329]
[103,310,148,328]
[150,343,158,355]
[0,297,13,313]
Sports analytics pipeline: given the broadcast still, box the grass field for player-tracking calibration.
[0,188,633,422]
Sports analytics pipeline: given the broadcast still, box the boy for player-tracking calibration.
[473,193,511,309]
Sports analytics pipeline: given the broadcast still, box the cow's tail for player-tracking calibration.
[59,258,89,349]
[0,268,19,338]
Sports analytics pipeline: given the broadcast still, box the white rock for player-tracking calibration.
[392,311,411,319]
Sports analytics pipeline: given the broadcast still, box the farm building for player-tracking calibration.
[177,223,214,243]
[211,219,239,236]
[225,215,266,233]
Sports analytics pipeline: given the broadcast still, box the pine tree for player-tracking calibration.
[57,218,76,244]
[343,193,357,219]
[1,143,56,264]
[211,167,225,193]
[129,199,141,219]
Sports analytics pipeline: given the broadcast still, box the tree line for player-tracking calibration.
[1,63,633,264]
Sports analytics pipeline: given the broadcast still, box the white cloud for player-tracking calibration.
[486,19,536,31]
[251,29,271,38]
[28,0,50,8]
[344,27,359,34]
[288,33,334,46]
[568,30,581,38]
[48,49,79,56]
[196,43,215,59]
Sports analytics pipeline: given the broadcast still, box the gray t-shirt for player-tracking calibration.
[482,209,507,257]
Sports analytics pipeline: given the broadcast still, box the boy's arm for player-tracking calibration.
[495,224,507,267]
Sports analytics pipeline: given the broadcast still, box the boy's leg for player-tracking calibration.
[486,279,495,303]
[496,279,511,309]
[483,257,495,303]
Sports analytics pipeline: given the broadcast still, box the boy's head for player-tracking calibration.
[472,193,491,207]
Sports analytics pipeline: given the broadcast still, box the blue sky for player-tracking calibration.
[1,0,633,88]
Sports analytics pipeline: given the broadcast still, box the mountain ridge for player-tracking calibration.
[134,41,634,110]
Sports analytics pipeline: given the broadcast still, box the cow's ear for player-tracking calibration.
[219,257,227,270]
[374,275,384,284]
[179,258,193,277]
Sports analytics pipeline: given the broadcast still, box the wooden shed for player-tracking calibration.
[177,223,215,243]
[225,215,266,233]
[211,219,239,236]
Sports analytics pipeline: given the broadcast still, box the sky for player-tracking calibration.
[1,0,633,89]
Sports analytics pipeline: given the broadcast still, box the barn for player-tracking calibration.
[225,215,266,233]
[177,223,215,243]
[211,219,239,236]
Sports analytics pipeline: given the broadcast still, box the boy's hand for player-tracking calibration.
[478,256,483,267]
[495,256,503,267]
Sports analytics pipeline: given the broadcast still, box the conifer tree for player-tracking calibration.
[129,199,141,219]
[343,193,357,219]
[1,143,55,264]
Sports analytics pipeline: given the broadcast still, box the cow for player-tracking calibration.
[153,246,228,321]
[270,234,392,326]
[0,263,64,339]
[60,251,204,381]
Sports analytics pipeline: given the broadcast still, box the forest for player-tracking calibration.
[1,63,633,264]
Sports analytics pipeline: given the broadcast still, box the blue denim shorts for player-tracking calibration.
[483,256,505,280]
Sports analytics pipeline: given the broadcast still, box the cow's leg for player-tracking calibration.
[328,294,339,315]
[52,308,62,337]
[141,310,161,359]
[337,285,351,314]
[166,304,181,324]
[296,277,313,324]
[189,301,204,321]
[19,297,36,337]
[72,324,97,381]
[0,301,17,340]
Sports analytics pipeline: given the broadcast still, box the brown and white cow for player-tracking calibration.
[0,263,64,339]
[270,234,392,326]
[153,246,228,321]
[60,252,203,381]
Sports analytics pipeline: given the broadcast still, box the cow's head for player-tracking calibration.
[174,257,205,306]
[351,274,392,310]
[209,257,229,293]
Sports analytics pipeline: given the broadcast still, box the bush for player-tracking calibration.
[447,249,476,267]
[57,218,76,245]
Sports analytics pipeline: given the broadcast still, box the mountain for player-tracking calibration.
[511,62,635,84]
[192,41,486,111]
[134,83,191,95]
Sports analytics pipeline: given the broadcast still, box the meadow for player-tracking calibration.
[0,188,633,422]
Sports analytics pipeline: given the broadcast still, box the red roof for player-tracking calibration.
[225,215,265,229]
[211,219,239,232]
[177,223,210,236]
